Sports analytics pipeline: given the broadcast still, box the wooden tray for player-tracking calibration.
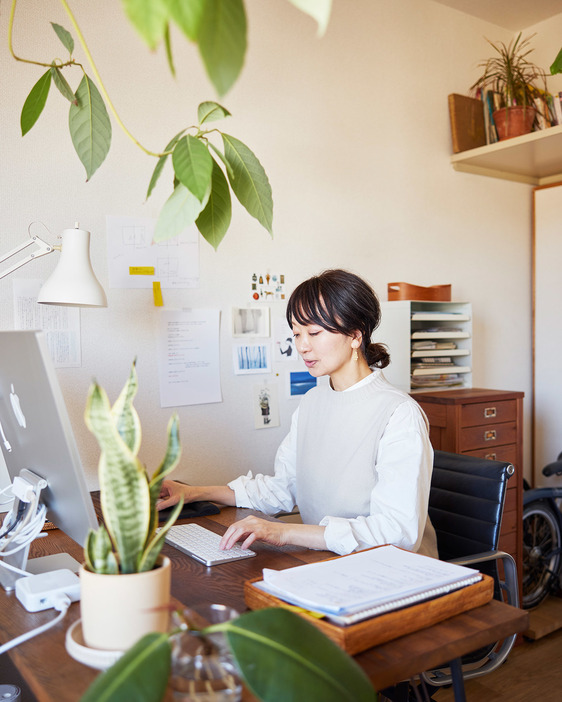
[244,574,493,655]
[387,282,451,302]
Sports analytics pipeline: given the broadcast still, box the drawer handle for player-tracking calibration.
[484,429,497,441]
[484,407,497,418]
[485,453,497,460]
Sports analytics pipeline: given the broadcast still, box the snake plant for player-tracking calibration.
[84,362,183,574]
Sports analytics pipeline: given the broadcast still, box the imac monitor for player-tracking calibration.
[0,330,98,586]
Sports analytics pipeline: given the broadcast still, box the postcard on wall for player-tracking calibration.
[250,272,286,302]
[233,343,272,375]
[287,370,317,397]
[252,382,280,429]
[106,215,199,289]
[12,279,81,368]
[273,317,297,362]
[232,306,270,337]
[157,308,221,407]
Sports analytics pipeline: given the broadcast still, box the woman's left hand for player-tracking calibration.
[219,516,289,551]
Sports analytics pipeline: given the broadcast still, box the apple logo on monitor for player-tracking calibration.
[10,384,27,429]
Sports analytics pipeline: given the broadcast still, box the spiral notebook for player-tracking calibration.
[254,545,482,626]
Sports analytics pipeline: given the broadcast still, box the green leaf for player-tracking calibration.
[163,23,175,77]
[20,70,51,136]
[198,100,231,125]
[287,0,333,36]
[51,66,78,105]
[215,609,376,702]
[121,0,169,50]
[154,183,209,242]
[69,75,112,181]
[110,362,141,455]
[146,129,186,200]
[85,527,119,575]
[165,0,205,41]
[222,133,273,235]
[51,22,74,54]
[80,632,171,702]
[172,135,213,202]
[196,159,232,249]
[198,0,247,96]
[551,46,562,75]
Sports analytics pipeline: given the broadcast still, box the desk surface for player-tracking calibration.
[0,506,529,702]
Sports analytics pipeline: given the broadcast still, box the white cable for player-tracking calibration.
[0,594,71,655]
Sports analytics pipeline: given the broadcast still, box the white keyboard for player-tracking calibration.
[164,523,256,566]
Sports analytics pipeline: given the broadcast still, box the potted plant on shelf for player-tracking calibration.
[80,361,184,651]
[471,33,548,140]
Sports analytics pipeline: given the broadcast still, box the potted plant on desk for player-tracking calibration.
[80,362,184,651]
[471,33,548,140]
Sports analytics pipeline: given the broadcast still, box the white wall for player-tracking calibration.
[2,0,561,488]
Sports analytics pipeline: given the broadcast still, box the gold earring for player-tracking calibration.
[352,348,358,362]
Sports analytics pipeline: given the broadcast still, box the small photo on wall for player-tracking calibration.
[233,343,272,375]
[232,307,270,337]
[253,383,280,429]
[273,318,296,362]
[288,370,317,397]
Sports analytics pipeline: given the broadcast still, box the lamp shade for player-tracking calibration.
[37,226,107,307]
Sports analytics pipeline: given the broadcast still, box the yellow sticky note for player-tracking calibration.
[153,281,163,307]
[129,266,155,275]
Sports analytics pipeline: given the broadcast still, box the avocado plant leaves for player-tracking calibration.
[172,134,213,202]
[287,0,333,36]
[146,129,186,200]
[154,182,209,242]
[51,66,78,105]
[121,0,169,50]
[165,0,206,42]
[69,74,112,180]
[198,100,231,125]
[51,22,74,54]
[196,159,232,250]
[20,70,52,136]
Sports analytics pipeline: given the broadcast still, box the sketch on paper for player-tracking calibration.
[253,383,280,429]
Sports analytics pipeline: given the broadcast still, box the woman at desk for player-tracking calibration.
[159,269,437,558]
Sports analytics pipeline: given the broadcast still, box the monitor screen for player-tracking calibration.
[0,330,97,561]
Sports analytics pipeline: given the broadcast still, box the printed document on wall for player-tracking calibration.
[157,309,222,407]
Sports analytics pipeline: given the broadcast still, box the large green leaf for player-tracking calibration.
[198,0,247,96]
[69,75,112,181]
[198,100,231,125]
[154,183,209,242]
[20,70,51,136]
[110,362,141,455]
[121,0,169,49]
[222,133,273,235]
[51,22,74,54]
[80,632,171,702]
[51,66,78,105]
[172,135,213,202]
[84,526,119,575]
[287,0,333,35]
[146,129,186,200]
[214,609,376,702]
[165,0,205,41]
[196,159,232,249]
[551,46,562,75]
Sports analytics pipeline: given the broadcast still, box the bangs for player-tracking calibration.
[286,280,342,334]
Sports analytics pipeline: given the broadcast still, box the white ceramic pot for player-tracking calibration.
[80,556,171,651]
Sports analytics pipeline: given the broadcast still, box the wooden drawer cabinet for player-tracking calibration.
[414,388,524,598]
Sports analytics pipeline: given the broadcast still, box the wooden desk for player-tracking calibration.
[0,507,529,702]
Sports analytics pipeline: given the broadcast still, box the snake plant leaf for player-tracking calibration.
[165,0,205,41]
[198,0,247,97]
[51,22,74,54]
[222,133,273,235]
[551,47,562,75]
[146,129,186,200]
[85,382,150,573]
[50,66,78,105]
[196,159,232,250]
[139,498,183,572]
[69,75,112,181]
[20,70,51,136]
[121,0,169,50]
[85,526,119,575]
[287,0,333,36]
[172,135,213,202]
[154,183,209,242]
[214,608,376,702]
[198,100,231,125]
[110,362,141,456]
[80,632,171,702]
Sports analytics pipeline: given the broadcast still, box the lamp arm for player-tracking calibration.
[0,236,55,280]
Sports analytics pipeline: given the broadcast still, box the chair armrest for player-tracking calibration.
[448,550,519,608]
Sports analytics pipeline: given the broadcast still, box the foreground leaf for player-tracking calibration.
[154,183,209,242]
[121,0,169,49]
[198,0,247,96]
[172,134,213,202]
[80,632,171,702]
[288,0,333,36]
[196,159,232,249]
[551,46,562,75]
[216,609,376,702]
[165,0,205,41]
[21,70,51,136]
[51,22,74,54]
[69,75,112,180]
[222,133,273,234]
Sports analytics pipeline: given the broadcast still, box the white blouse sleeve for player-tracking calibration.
[320,401,433,555]
[227,408,299,515]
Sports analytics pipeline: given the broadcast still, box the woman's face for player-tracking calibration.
[292,321,355,381]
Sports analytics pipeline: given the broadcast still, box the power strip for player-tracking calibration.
[15,569,80,612]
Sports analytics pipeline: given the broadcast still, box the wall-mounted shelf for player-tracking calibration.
[451,124,562,185]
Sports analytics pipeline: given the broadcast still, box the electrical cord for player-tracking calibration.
[0,593,71,656]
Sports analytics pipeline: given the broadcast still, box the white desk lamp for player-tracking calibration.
[0,223,107,307]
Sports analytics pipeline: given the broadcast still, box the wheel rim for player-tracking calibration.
[522,503,561,608]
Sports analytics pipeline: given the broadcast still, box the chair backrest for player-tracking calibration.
[429,450,513,560]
